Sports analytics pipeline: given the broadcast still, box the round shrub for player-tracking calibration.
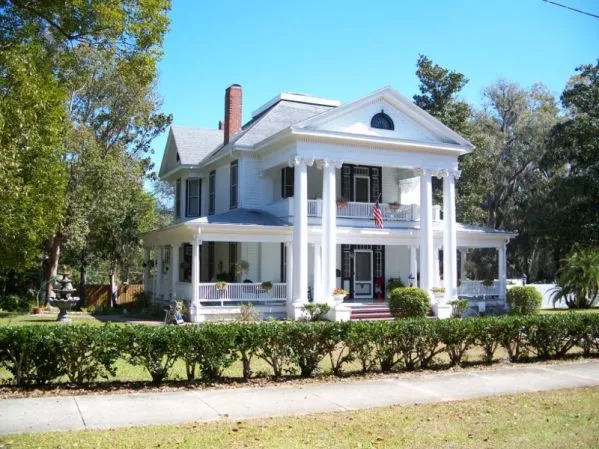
[506,286,542,315]
[388,287,431,319]
[0,294,30,312]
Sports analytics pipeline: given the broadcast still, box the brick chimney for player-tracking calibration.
[224,84,242,144]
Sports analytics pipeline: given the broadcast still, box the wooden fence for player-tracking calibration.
[84,284,144,308]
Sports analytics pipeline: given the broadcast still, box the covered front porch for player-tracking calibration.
[142,214,514,322]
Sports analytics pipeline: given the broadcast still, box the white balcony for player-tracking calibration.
[265,198,423,222]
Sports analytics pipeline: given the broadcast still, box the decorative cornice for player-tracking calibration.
[288,156,314,168]
[415,168,461,179]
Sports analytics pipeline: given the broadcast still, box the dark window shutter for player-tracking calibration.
[370,168,380,202]
[281,167,294,198]
[341,165,352,200]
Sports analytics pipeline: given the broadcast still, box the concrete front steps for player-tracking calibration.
[349,303,393,321]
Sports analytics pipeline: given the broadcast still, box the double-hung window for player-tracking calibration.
[208,171,216,215]
[230,160,238,209]
[186,178,201,217]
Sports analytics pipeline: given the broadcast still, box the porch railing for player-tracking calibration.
[307,199,417,221]
[458,280,501,298]
[198,282,287,306]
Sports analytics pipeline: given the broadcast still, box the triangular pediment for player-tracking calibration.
[293,87,473,150]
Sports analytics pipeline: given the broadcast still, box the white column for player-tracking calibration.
[312,243,322,302]
[291,157,312,303]
[498,243,507,300]
[285,242,293,302]
[443,170,460,301]
[143,248,150,292]
[410,245,418,287]
[416,168,434,294]
[155,246,163,300]
[319,159,342,301]
[171,244,179,300]
[191,234,201,321]
[152,247,158,299]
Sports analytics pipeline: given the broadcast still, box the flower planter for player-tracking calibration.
[32,307,43,315]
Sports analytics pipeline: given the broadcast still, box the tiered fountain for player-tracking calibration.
[48,271,80,322]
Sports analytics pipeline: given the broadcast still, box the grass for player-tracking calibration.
[2,387,598,448]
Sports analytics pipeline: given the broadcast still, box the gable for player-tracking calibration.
[294,87,473,151]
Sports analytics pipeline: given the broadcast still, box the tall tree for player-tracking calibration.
[541,61,599,253]
[0,0,171,297]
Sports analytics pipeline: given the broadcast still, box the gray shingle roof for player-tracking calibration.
[195,209,289,226]
[204,100,334,161]
[170,126,223,165]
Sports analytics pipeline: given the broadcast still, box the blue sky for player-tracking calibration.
[149,0,598,170]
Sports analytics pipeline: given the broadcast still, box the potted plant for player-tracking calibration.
[431,286,446,299]
[388,201,400,211]
[261,281,273,291]
[215,281,227,291]
[336,197,349,208]
[332,288,348,303]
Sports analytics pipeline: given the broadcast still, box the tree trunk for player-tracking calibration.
[44,232,62,304]
[109,264,117,308]
[78,261,88,309]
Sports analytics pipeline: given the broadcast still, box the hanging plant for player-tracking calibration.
[261,281,273,291]
[215,281,227,291]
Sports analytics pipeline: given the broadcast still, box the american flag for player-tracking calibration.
[372,195,384,229]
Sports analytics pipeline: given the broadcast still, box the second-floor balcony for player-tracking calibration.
[265,198,437,222]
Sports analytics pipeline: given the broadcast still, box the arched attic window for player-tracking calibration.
[370,110,394,130]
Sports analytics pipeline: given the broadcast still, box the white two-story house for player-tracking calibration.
[143,85,515,321]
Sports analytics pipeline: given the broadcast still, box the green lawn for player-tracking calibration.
[2,387,598,448]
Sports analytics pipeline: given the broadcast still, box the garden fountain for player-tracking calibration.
[48,271,80,322]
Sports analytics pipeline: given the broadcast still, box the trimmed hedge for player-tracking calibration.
[506,286,542,315]
[1,313,598,386]
[388,287,431,318]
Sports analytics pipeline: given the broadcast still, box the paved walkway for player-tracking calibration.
[1,361,598,435]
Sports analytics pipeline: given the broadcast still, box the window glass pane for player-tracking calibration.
[175,179,181,218]
[209,171,215,214]
[230,161,238,209]
[355,252,372,281]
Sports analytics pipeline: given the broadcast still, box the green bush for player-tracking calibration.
[388,287,431,319]
[436,318,477,366]
[506,286,542,315]
[285,321,337,377]
[179,324,237,382]
[53,324,122,384]
[133,291,153,311]
[0,326,63,385]
[124,325,181,383]
[1,313,598,387]
[386,278,405,293]
[301,303,331,321]
[0,294,31,312]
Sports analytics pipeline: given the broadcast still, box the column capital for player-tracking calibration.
[414,167,437,177]
[316,159,343,170]
[438,169,462,179]
[193,234,202,245]
[288,156,314,168]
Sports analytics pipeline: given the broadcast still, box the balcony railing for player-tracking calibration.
[308,199,418,221]
[198,282,287,306]
[458,280,501,298]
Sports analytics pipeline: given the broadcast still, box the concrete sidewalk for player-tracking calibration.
[1,361,598,435]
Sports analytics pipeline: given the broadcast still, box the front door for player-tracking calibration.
[353,249,373,299]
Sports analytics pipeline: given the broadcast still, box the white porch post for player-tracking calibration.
[498,243,507,300]
[417,169,434,295]
[312,243,323,302]
[143,248,150,293]
[291,157,312,308]
[155,246,163,300]
[285,242,293,302]
[180,177,187,219]
[319,159,342,302]
[442,170,460,306]
[171,244,179,300]
[410,245,418,287]
[191,234,202,322]
[152,246,158,300]
[459,248,467,281]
